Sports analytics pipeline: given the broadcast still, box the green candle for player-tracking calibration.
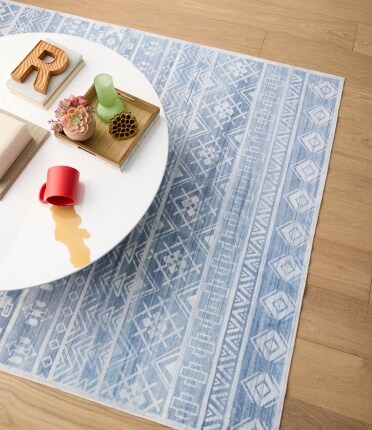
[94,73,125,123]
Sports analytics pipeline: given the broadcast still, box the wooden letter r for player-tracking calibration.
[11,40,69,94]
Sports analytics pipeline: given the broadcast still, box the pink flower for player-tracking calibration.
[49,95,94,134]
[67,95,89,108]
[60,106,92,134]
[49,121,63,133]
[55,99,70,119]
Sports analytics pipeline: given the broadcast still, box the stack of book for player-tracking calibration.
[0,109,49,199]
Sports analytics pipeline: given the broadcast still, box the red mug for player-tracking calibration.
[39,165,80,206]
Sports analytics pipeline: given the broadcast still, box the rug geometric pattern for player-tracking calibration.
[0,2,343,429]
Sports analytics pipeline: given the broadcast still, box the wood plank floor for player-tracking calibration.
[4,0,372,428]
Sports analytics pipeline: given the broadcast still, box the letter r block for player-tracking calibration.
[11,40,69,94]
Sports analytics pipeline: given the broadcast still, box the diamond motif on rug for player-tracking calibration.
[312,80,338,100]
[292,159,321,182]
[233,418,267,430]
[300,131,327,153]
[252,329,288,362]
[242,372,279,407]
[277,220,309,247]
[261,291,296,321]
[270,255,302,282]
[286,189,315,214]
[306,105,332,125]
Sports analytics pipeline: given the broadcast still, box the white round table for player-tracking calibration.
[0,33,169,291]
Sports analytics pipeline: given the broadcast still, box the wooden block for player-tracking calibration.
[287,339,372,423]
[354,24,372,57]
[281,397,369,430]
[307,238,372,301]
[7,39,84,109]
[11,40,69,94]
[298,287,372,360]
[0,109,49,199]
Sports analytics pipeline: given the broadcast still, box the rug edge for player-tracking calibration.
[272,77,346,430]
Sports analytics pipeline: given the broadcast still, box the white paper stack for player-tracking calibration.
[0,112,32,180]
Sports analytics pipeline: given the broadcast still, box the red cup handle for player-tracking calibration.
[39,183,47,204]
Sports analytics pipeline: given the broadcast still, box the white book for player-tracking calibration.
[0,112,31,180]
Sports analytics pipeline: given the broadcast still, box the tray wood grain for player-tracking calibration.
[55,85,160,168]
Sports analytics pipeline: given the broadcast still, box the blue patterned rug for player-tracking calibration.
[0,2,343,429]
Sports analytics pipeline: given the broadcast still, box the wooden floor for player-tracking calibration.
[2,0,371,428]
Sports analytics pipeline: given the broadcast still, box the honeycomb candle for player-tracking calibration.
[0,112,32,180]
[94,73,125,122]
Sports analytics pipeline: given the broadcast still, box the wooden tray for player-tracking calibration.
[0,108,49,199]
[55,85,160,168]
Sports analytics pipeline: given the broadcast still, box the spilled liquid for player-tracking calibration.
[50,206,91,268]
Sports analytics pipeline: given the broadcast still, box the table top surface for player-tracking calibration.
[0,33,169,291]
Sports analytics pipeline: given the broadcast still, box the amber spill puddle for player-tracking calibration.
[50,206,91,268]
